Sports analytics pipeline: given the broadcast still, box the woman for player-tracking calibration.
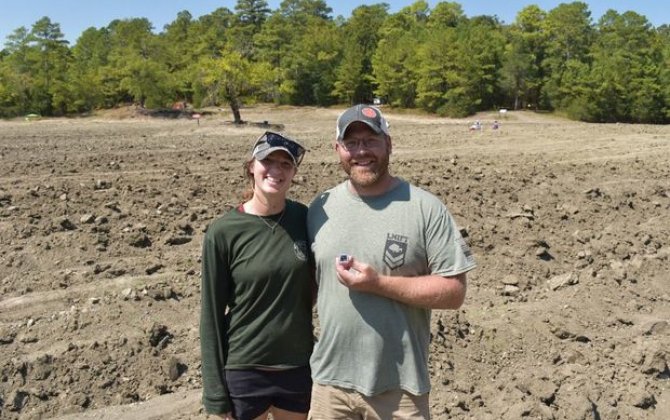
[200,131,313,420]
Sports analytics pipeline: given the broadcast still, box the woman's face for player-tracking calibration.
[250,150,297,197]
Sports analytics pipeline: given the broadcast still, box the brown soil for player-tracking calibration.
[0,105,668,420]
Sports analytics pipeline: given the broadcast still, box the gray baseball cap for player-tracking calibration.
[336,104,390,141]
[251,131,306,166]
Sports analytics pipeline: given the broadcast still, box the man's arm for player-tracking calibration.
[335,257,467,310]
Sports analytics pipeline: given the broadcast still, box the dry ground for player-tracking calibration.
[0,105,669,420]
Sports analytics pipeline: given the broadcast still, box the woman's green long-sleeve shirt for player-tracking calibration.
[199,200,314,415]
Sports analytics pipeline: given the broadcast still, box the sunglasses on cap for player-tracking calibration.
[252,131,306,166]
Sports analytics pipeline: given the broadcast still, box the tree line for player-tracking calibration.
[1,0,668,123]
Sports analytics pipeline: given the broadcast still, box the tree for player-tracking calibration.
[541,2,594,110]
[194,47,274,123]
[372,2,429,108]
[119,58,171,109]
[428,1,465,28]
[67,27,111,112]
[499,5,547,110]
[190,8,236,58]
[0,1,667,122]
[231,0,271,58]
[255,2,336,105]
[236,0,271,29]
[586,11,665,122]
[0,18,71,116]
[415,25,458,114]
[29,17,71,115]
[658,25,670,119]
[415,13,504,117]
[0,27,33,116]
[281,16,340,105]
[160,11,198,103]
[332,4,388,104]
[104,18,171,108]
[277,0,332,21]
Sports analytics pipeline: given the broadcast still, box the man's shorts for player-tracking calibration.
[308,383,430,419]
[225,366,312,420]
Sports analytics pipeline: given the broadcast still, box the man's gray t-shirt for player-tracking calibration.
[307,179,476,396]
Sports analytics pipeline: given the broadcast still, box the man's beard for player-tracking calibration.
[341,152,390,188]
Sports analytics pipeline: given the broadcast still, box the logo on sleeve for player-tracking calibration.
[294,240,308,261]
[456,236,474,264]
[383,233,408,270]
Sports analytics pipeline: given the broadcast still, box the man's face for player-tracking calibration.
[335,122,391,189]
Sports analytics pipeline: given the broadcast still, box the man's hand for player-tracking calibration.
[334,255,467,309]
[335,256,380,292]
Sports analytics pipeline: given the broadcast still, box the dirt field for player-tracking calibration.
[0,105,668,420]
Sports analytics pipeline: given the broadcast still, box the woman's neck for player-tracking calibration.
[243,195,286,216]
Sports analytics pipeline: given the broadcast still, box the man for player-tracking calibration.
[307,104,476,419]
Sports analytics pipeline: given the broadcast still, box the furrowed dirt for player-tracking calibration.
[0,106,668,419]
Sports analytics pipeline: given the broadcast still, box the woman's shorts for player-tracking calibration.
[225,366,312,420]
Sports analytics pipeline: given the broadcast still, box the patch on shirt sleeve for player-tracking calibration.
[294,240,308,261]
[456,236,475,264]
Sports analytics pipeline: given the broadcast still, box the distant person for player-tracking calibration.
[200,131,313,420]
[492,120,500,130]
[307,104,477,419]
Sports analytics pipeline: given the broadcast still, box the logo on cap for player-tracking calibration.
[362,107,377,118]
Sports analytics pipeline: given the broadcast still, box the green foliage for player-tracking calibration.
[0,1,667,123]
[254,8,338,106]
[332,4,388,104]
[119,58,172,108]
[428,2,466,28]
[65,27,111,112]
[541,2,594,110]
[658,25,670,118]
[586,11,665,122]
[499,5,547,110]
[415,26,458,112]
[415,15,504,116]
[190,8,236,58]
[0,27,33,116]
[278,0,332,21]
[192,45,277,121]
[0,18,72,116]
[281,16,340,105]
[372,3,429,108]
[236,0,271,29]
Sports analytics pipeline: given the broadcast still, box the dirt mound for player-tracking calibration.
[0,106,668,419]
